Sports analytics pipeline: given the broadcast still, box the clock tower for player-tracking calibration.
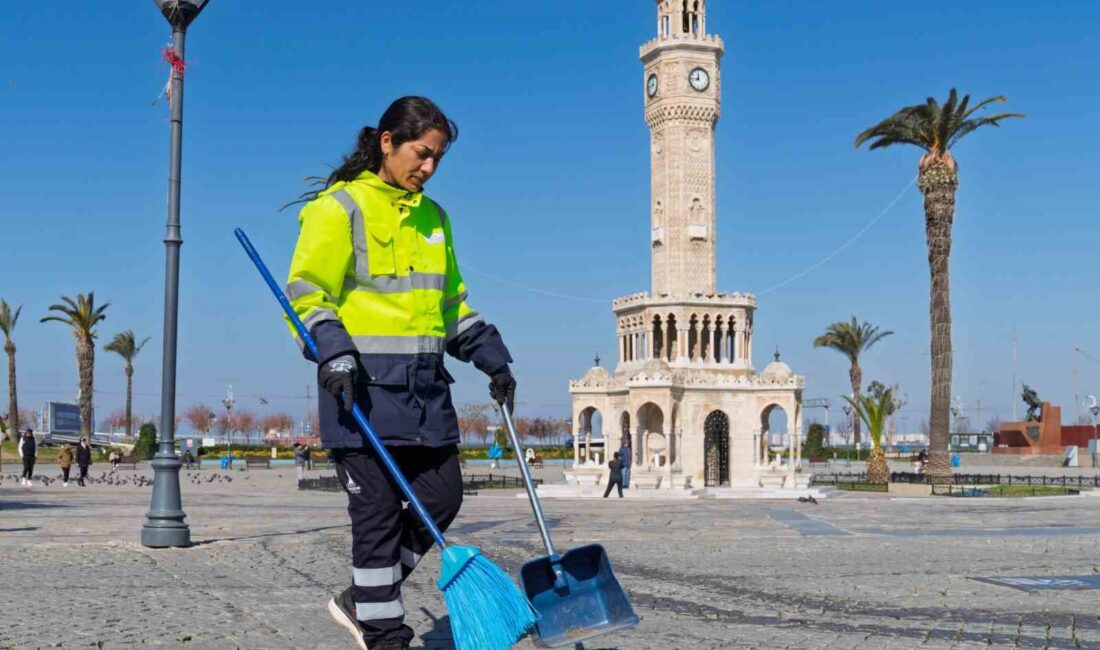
[641,0,724,296]
[565,1,806,497]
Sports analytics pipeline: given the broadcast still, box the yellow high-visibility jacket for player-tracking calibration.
[286,169,511,448]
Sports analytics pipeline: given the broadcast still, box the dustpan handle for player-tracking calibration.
[500,405,558,559]
[234,228,447,550]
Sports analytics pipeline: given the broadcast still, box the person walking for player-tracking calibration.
[286,96,517,650]
[76,438,93,487]
[295,442,310,482]
[58,443,75,487]
[108,449,120,471]
[18,429,37,487]
[603,452,625,499]
[618,437,632,489]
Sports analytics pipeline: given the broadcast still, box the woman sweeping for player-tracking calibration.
[286,96,516,650]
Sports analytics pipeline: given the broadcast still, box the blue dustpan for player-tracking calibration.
[500,408,639,647]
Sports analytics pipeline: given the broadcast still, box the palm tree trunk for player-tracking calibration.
[5,341,18,441]
[77,335,95,435]
[919,161,958,482]
[125,364,134,438]
[849,362,862,446]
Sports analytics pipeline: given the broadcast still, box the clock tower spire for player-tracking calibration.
[641,0,724,297]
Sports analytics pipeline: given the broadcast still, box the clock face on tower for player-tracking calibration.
[646,73,659,98]
[689,67,710,91]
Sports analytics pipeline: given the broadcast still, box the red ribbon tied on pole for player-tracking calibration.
[162,47,187,76]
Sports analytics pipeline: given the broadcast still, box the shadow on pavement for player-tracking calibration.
[417,607,455,649]
[0,501,69,511]
[190,523,350,546]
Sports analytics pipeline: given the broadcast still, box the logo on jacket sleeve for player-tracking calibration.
[345,471,361,495]
[424,230,445,245]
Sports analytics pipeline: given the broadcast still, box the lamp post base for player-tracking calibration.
[140,454,191,548]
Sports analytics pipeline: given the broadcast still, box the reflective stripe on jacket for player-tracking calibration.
[286,170,511,448]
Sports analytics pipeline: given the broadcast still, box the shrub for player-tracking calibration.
[133,423,158,460]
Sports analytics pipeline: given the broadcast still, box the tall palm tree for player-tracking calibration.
[41,293,110,435]
[1,300,23,441]
[813,316,893,446]
[855,88,1023,480]
[104,330,150,438]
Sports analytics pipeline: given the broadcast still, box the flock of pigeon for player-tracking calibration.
[0,470,258,489]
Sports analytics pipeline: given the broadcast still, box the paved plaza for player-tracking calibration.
[2,466,1099,650]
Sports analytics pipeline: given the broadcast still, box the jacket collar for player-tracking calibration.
[354,170,423,208]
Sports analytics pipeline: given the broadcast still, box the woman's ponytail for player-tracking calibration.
[285,96,457,209]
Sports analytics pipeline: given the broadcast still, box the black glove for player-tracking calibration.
[489,371,516,414]
[320,355,357,412]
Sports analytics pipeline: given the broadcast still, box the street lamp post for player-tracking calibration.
[141,0,210,548]
[223,386,235,464]
[1088,395,1099,469]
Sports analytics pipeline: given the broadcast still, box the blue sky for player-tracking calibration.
[2,1,1098,433]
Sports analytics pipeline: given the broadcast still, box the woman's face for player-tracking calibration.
[379,128,447,192]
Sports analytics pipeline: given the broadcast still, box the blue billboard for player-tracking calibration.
[48,402,90,434]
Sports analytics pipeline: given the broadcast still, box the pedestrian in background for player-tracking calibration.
[618,437,632,489]
[76,438,93,487]
[108,449,121,470]
[18,429,36,487]
[58,443,74,487]
[295,442,310,481]
[603,452,625,499]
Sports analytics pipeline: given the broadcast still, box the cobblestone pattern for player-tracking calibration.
[1,468,1098,649]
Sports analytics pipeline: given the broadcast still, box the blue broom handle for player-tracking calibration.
[234,228,447,549]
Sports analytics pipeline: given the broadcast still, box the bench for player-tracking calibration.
[527,456,545,469]
[114,455,140,470]
[244,457,271,470]
[807,456,829,468]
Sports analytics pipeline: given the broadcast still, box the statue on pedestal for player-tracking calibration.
[1021,384,1042,422]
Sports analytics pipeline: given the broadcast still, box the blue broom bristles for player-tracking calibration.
[439,546,539,650]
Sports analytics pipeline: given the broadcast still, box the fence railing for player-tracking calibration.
[931,484,1082,497]
[811,472,1100,488]
[298,473,541,493]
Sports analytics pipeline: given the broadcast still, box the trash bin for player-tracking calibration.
[220,456,230,470]
[950,453,961,468]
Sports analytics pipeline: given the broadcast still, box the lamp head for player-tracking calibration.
[152,0,209,29]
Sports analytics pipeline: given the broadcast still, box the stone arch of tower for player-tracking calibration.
[636,402,666,467]
[704,410,730,486]
[619,410,631,448]
[760,403,789,447]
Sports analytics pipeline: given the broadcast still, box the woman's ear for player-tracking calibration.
[380,131,393,156]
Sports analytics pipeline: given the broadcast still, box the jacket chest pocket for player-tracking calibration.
[417,227,447,273]
[364,221,397,276]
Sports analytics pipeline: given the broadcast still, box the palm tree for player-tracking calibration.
[104,330,150,438]
[41,293,110,435]
[855,88,1023,480]
[1,300,23,441]
[813,316,893,446]
[844,388,893,484]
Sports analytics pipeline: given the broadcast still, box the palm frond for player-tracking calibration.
[947,113,1027,148]
[960,95,1008,120]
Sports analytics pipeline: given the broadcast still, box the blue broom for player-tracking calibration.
[234,228,538,650]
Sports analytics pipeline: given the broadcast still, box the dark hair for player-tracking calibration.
[613,452,620,459]
[286,96,458,208]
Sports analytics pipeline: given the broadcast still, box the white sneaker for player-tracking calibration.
[63,482,69,487]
